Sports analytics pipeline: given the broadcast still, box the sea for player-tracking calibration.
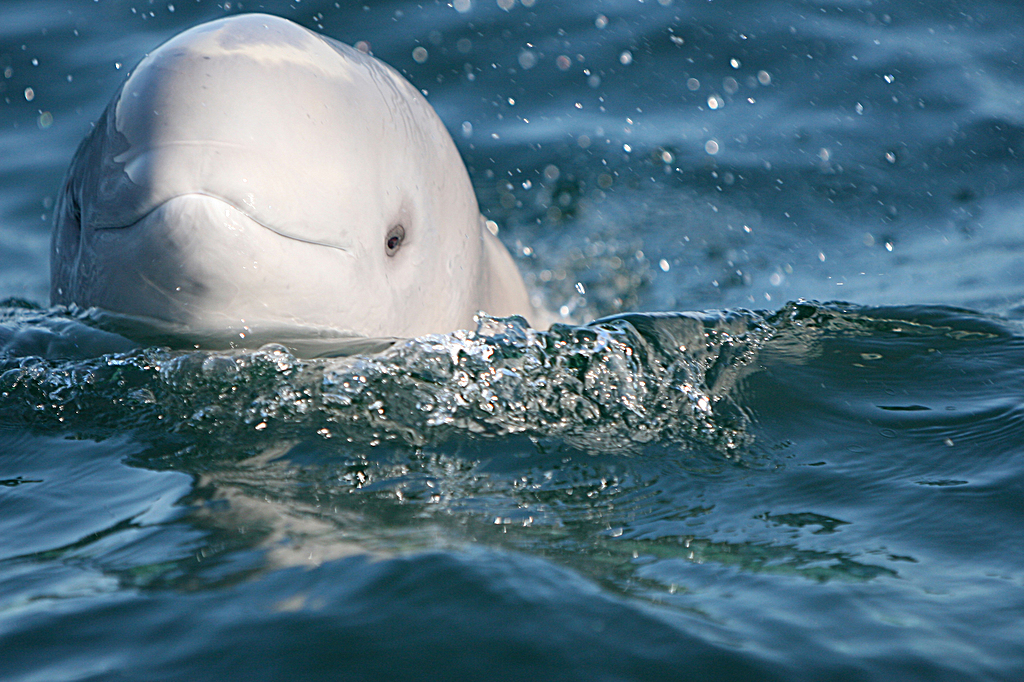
[2,0,1024,680]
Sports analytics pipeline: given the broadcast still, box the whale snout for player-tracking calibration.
[55,194,365,334]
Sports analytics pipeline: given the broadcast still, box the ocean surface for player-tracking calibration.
[3,0,1024,680]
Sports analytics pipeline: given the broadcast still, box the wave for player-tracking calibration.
[3,300,1021,459]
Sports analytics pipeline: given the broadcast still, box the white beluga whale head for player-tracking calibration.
[51,13,534,350]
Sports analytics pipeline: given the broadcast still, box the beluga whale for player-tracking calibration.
[51,13,536,352]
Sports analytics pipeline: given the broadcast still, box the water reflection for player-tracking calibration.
[126,431,896,604]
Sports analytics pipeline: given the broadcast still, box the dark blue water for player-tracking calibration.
[3,1,1024,680]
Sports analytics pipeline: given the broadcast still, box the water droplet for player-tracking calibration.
[659,259,670,272]
[518,49,537,70]
[23,87,34,101]
[453,0,472,12]
[757,70,771,85]
[705,140,719,155]
[619,50,633,65]
[595,14,608,29]
[412,46,428,63]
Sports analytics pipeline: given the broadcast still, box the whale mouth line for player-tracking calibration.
[92,192,351,253]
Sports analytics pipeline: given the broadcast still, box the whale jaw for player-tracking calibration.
[52,194,383,338]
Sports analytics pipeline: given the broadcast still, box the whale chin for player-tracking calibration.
[66,304,401,357]
[55,194,371,339]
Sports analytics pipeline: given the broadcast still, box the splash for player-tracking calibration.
[0,305,773,454]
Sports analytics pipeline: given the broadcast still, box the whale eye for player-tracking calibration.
[385,224,405,257]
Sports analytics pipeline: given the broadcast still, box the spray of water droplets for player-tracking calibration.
[0,307,778,454]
